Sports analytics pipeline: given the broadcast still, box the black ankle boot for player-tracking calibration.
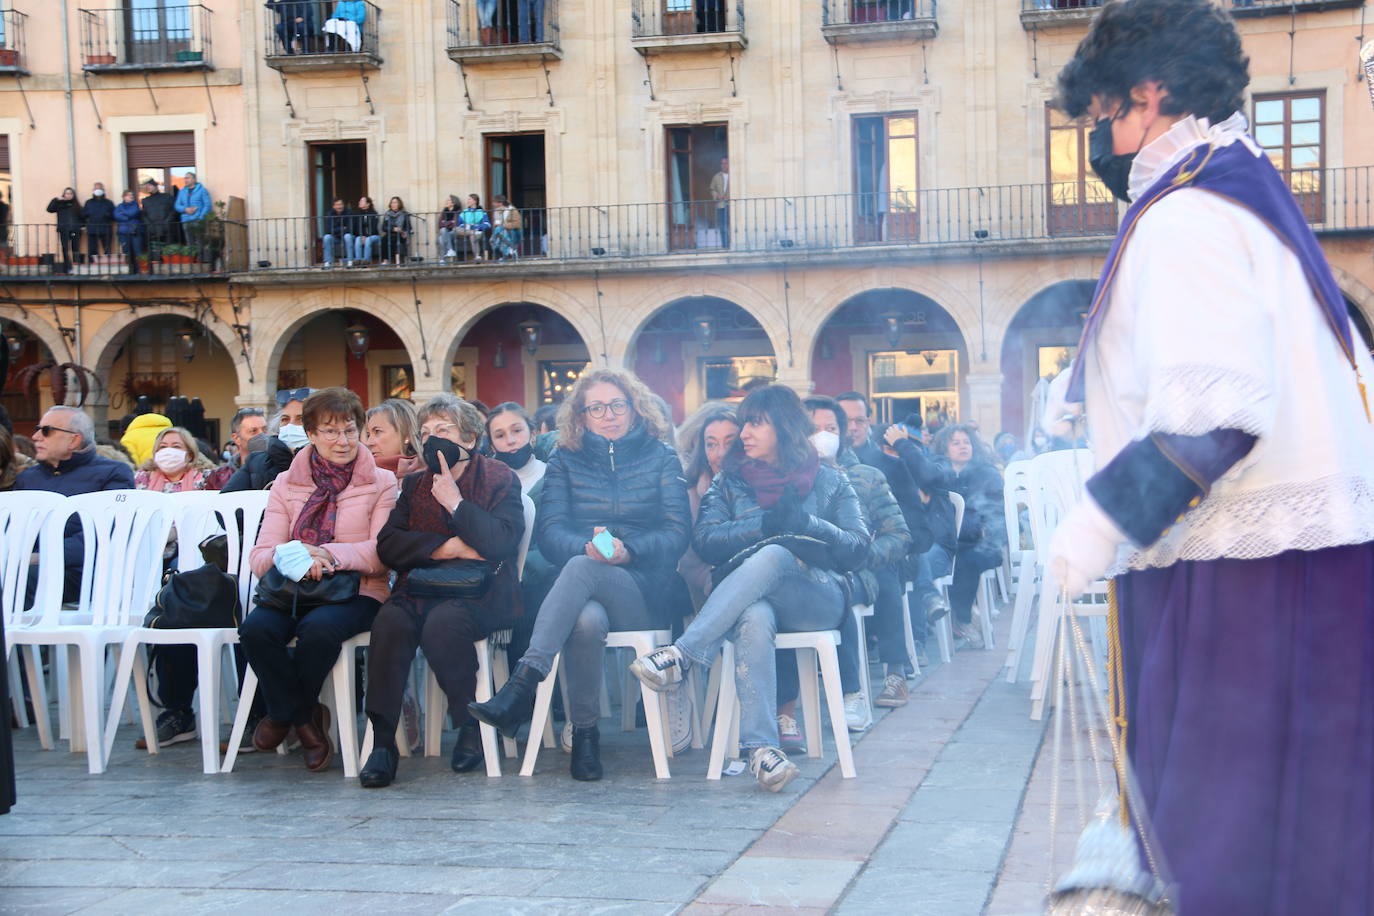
[450,720,485,773]
[570,724,602,781]
[359,746,399,788]
[467,663,541,739]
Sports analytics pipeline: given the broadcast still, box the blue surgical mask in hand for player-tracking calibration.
[273,540,315,582]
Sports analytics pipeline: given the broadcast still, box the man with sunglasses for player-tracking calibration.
[15,407,135,601]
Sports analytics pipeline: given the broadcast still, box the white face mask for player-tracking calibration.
[809,430,840,461]
[154,447,189,474]
[92,189,105,197]
[278,424,309,451]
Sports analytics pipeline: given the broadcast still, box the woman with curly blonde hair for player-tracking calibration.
[134,426,219,492]
[470,368,692,781]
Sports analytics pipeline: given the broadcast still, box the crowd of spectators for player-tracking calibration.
[44,175,215,274]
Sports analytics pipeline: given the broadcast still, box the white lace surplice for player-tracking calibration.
[1085,115,1374,571]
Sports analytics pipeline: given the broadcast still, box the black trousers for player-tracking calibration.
[365,595,484,747]
[151,644,262,722]
[951,543,1002,623]
[868,563,911,668]
[238,596,379,725]
[87,228,113,257]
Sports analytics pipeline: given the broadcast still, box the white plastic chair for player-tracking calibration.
[0,491,69,748]
[102,491,270,774]
[8,490,174,773]
[520,619,676,779]
[706,611,857,781]
[931,491,965,663]
[1001,460,1037,681]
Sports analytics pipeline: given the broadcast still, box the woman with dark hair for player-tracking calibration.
[438,194,462,260]
[46,188,83,273]
[455,194,490,261]
[380,196,411,264]
[489,194,522,260]
[359,395,525,786]
[630,385,868,792]
[1046,0,1374,911]
[0,426,32,491]
[675,401,739,610]
[350,196,381,265]
[240,387,397,772]
[469,369,691,781]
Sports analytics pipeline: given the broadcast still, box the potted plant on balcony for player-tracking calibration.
[175,50,204,63]
[85,52,117,66]
[0,48,19,67]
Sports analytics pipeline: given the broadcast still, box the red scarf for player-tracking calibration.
[292,448,356,546]
[736,453,818,509]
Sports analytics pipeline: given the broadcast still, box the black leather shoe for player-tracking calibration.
[570,724,602,782]
[450,720,485,773]
[467,663,541,739]
[359,746,399,788]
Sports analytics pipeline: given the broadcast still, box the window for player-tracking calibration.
[486,133,545,258]
[852,114,919,243]
[1045,106,1116,236]
[0,136,11,230]
[539,360,588,405]
[701,355,776,401]
[125,0,193,66]
[868,349,958,425]
[1253,92,1324,221]
[125,131,195,198]
[665,124,728,250]
[382,364,467,401]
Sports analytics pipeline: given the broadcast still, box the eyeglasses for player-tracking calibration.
[582,399,630,420]
[315,426,359,442]
[34,424,78,438]
[419,424,457,442]
[276,388,312,407]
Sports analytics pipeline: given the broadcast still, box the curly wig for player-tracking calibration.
[556,368,673,451]
[1056,0,1249,124]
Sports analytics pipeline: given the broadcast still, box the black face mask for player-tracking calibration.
[1089,118,1135,204]
[493,443,533,470]
[422,436,471,475]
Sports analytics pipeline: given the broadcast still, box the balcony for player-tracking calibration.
[822,0,938,44]
[1227,0,1364,18]
[631,0,746,54]
[1018,0,1102,30]
[0,10,30,77]
[446,0,560,63]
[79,5,212,72]
[0,217,247,280]
[263,1,382,73]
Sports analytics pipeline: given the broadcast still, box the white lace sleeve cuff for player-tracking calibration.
[1144,363,1273,437]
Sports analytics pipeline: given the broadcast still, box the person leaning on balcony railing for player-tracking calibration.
[349,196,381,265]
[320,197,354,268]
[268,0,317,54]
[46,187,82,273]
[455,194,490,262]
[380,196,411,265]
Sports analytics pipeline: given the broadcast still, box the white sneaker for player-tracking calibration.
[844,692,870,732]
[629,646,685,691]
[666,686,693,754]
[750,746,799,792]
[444,249,456,258]
[560,720,574,755]
[778,713,806,754]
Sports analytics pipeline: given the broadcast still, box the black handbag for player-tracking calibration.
[253,567,361,617]
[405,559,502,600]
[144,563,243,629]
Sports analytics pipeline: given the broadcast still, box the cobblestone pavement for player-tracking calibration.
[1,611,1080,915]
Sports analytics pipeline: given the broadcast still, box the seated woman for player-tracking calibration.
[239,388,397,772]
[359,395,526,787]
[469,369,691,781]
[363,398,422,477]
[890,423,1004,648]
[630,385,868,792]
[134,426,219,492]
[674,401,739,611]
[438,195,462,259]
[455,194,491,261]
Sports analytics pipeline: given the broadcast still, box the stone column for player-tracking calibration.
[964,371,1004,435]
[774,365,816,400]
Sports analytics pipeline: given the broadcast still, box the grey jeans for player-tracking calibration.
[676,544,845,750]
[518,556,653,728]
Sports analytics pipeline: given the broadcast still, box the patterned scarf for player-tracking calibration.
[735,453,818,509]
[291,447,356,546]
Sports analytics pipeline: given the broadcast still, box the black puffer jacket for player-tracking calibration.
[889,437,958,553]
[537,421,692,628]
[894,440,1004,551]
[220,437,295,492]
[694,462,869,599]
[46,197,83,232]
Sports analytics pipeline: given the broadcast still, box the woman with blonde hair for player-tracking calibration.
[134,426,219,492]
[364,398,422,477]
[470,368,691,781]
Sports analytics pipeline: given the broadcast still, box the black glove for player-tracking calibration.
[761,485,808,537]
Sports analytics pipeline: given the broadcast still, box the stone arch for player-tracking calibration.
[87,305,251,402]
[613,274,788,368]
[0,306,67,368]
[427,282,603,374]
[997,279,1096,440]
[253,286,427,395]
[1330,266,1374,350]
[800,270,980,366]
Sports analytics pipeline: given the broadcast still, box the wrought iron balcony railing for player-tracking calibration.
[0,10,29,76]
[0,168,1367,278]
[1021,0,1361,29]
[631,0,746,52]
[79,5,212,72]
[822,0,938,43]
[446,0,560,62]
[263,0,382,71]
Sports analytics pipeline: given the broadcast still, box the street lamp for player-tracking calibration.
[4,332,23,362]
[176,326,197,363]
[492,340,506,369]
[880,311,903,349]
[345,323,370,360]
[692,312,715,351]
[517,318,543,354]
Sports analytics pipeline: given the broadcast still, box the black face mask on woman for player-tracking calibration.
[423,436,471,474]
[1089,117,1136,204]
[493,444,533,470]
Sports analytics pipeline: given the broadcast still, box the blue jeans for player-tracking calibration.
[351,234,379,261]
[518,0,546,42]
[676,544,845,751]
[322,232,352,264]
[476,0,497,28]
